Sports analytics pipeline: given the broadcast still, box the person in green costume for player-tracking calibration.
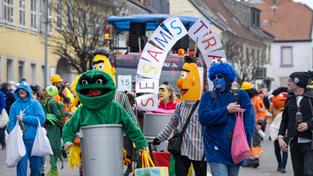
[44,85,63,176]
[62,70,147,152]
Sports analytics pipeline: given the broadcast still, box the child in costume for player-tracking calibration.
[62,69,147,160]
[43,85,63,176]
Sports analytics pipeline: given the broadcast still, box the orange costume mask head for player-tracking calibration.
[271,87,288,110]
[176,56,201,101]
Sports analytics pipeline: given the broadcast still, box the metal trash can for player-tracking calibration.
[80,124,123,176]
[143,113,172,152]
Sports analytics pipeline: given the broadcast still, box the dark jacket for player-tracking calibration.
[278,89,313,141]
[0,88,16,115]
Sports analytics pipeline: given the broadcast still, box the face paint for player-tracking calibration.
[213,74,226,91]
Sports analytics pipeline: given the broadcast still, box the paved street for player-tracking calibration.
[0,139,293,176]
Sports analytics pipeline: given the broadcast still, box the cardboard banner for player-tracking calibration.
[163,17,188,43]
[188,18,212,42]
[140,43,167,65]
[203,49,226,67]
[136,93,158,111]
[149,26,176,52]
[198,32,223,54]
[137,59,163,79]
[136,77,159,93]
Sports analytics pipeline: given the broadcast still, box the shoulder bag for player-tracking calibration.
[167,101,199,156]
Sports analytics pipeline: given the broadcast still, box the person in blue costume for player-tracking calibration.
[8,81,45,176]
[198,61,255,176]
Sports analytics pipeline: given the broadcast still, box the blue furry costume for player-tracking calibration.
[198,63,255,165]
[8,81,45,176]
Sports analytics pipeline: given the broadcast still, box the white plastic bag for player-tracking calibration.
[6,121,26,167]
[31,117,53,156]
[0,109,9,128]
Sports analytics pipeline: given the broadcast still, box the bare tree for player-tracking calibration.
[49,0,126,74]
[222,32,267,84]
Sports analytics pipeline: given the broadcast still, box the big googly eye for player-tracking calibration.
[219,58,227,63]
[98,63,104,70]
[81,80,88,85]
[181,71,187,79]
[92,65,96,70]
[211,59,218,65]
[96,79,103,84]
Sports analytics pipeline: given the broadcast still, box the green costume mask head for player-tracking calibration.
[76,70,116,109]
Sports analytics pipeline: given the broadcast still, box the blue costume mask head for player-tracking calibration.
[212,74,226,92]
[209,62,236,92]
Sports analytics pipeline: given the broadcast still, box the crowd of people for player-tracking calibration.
[0,48,313,176]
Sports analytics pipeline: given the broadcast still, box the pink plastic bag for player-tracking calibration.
[231,112,250,164]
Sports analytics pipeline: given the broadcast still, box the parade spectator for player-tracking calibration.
[0,82,16,151]
[278,72,313,176]
[153,81,176,114]
[199,62,255,176]
[153,56,206,176]
[0,90,6,150]
[1,82,16,115]
[241,82,266,168]
[158,81,176,110]
[8,81,45,176]
[269,87,288,173]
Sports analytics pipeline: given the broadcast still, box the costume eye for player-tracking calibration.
[181,71,187,79]
[98,63,104,70]
[81,80,88,85]
[92,65,96,70]
[96,79,103,84]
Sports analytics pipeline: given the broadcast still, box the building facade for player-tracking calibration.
[0,0,152,87]
[255,0,313,89]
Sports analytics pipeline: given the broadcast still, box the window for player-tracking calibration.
[31,0,38,29]
[56,0,62,28]
[31,63,37,85]
[7,59,13,81]
[251,8,260,27]
[3,0,14,23]
[48,0,52,32]
[281,46,293,67]
[19,0,25,26]
[18,61,25,82]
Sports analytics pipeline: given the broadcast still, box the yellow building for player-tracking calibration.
[0,0,62,87]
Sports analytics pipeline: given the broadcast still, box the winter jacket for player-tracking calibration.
[0,88,16,115]
[8,82,45,141]
[0,91,5,114]
[278,89,313,141]
[198,89,255,165]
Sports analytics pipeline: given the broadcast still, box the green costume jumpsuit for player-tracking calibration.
[62,70,147,151]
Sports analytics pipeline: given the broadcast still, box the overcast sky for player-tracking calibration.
[292,0,313,9]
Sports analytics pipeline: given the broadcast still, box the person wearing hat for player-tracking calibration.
[269,87,288,173]
[241,82,266,168]
[278,71,313,176]
[8,81,45,176]
[198,62,255,176]
[43,85,63,176]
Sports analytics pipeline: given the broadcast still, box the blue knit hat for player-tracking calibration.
[208,63,237,83]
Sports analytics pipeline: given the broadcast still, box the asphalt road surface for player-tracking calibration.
[0,140,293,176]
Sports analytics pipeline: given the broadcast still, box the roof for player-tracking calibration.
[254,0,313,41]
[107,14,199,31]
[197,0,262,44]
